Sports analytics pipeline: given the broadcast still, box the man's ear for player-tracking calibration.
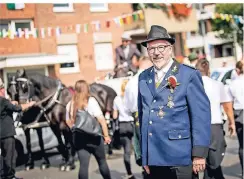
[236,68,241,75]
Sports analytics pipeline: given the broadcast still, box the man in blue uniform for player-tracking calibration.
[138,25,211,179]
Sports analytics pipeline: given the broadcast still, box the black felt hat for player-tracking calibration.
[141,25,175,47]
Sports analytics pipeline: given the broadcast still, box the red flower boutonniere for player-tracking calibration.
[167,76,180,93]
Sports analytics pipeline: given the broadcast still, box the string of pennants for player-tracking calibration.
[211,12,243,24]
[0,10,144,39]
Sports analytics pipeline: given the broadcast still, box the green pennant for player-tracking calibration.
[133,14,138,21]
[36,29,39,37]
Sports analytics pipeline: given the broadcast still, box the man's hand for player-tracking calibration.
[228,122,236,137]
[66,119,74,129]
[144,165,150,174]
[11,101,19,105]
[192,157,206,174]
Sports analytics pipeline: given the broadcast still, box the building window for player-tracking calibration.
[222,44,233,57]
[90,3,108,12]
[57,45,80,74]
[53,3,74,13]
[94,43,114,70]
[0,21,10,31]
[11,20,34,32]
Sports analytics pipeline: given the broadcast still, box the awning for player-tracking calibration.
[0,53,73,68]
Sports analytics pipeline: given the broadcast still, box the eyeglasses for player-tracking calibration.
[147,45,171,54]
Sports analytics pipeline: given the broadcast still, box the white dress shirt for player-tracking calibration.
[227,75,244,110]
[66,97,103,120]
[123,45,130,59]
[124,69,144,114]
[113,96,134,122]
[154,59,174,84]
[202,76,232,124]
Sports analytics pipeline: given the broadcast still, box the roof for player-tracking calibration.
[0,53,51,61]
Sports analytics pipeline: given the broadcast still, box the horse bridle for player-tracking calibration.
[14,77,33,103]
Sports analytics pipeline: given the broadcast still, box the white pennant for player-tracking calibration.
[76,24,81,34]
[41,28,45,38]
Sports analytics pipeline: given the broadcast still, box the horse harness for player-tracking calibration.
[14,77,65,129]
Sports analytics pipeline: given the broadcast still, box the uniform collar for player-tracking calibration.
[154,58,174,74]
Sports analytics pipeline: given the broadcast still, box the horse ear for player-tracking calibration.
[16,69,26,77]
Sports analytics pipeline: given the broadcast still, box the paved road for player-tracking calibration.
[16,129,242,179]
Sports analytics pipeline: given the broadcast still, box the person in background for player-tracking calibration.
[66,80,111,179]
[188,52,199,67]
[113,80,136,179]
[0,78,36,179]
[115,33,141,76]
[226,60,244,177]
[196,59,236,179]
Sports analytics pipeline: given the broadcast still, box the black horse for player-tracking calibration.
[7,69,117,171]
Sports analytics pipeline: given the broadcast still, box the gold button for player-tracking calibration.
[149,121,152,124]
[178,135,182,139]
[149,133,152,136]
[153,100,156,103]
[151,110,154,113]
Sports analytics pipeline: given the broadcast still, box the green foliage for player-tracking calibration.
[211,4,243,45]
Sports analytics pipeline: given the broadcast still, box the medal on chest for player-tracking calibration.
[167,96,175,108]
[157,106,165,118]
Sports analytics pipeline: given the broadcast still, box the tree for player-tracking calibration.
[211,4,243,46]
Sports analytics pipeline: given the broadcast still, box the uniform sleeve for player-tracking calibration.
[138,74,143,129]
[186,70,211,158]
[4,99,22,112]
[90,97,103,118]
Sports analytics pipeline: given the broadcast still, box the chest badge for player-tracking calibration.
[158,106,165,118]
[167,96,175,108]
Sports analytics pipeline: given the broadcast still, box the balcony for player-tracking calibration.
[186,31,233,49]
[0,38,40,55]
[124,8,199,34]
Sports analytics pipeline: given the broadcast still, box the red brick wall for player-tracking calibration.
[0,3,36,19]
[35,3,133,85]
[0,3,133,86]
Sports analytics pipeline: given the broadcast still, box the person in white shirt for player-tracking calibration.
[66,80,111,179]
[113,80,135,179]
[226,60,244,177]
[196,59,236,179]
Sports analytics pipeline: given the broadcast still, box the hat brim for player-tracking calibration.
[141,37,175,47]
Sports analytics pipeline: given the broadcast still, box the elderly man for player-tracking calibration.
[115,33,141,77]
[0,78,36,179]
[137,25,211,179]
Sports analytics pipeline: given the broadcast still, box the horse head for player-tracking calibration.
[14,69,35,104]
[7,75,18,101]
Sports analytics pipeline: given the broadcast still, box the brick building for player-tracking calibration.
[0,3,133,86]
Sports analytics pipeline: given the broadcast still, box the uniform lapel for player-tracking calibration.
[156,60,180,93]
[146,67,156,97]
[118,46,125,60]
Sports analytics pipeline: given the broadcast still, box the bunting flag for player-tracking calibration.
[76,24,81,34]
[211,12,243,24]
[24,28,29,39]
[0,10,147,39]
[106,20,110,28]
[47,27,52,37]
[41,28,45,38]
[84,24,88,33]
[56,27,61,37]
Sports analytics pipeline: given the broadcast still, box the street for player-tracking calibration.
[16,129,242,179]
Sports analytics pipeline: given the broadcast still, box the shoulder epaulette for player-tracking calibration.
[183,64,196,69]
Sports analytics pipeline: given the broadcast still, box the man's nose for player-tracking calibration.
[154,48,160,55]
